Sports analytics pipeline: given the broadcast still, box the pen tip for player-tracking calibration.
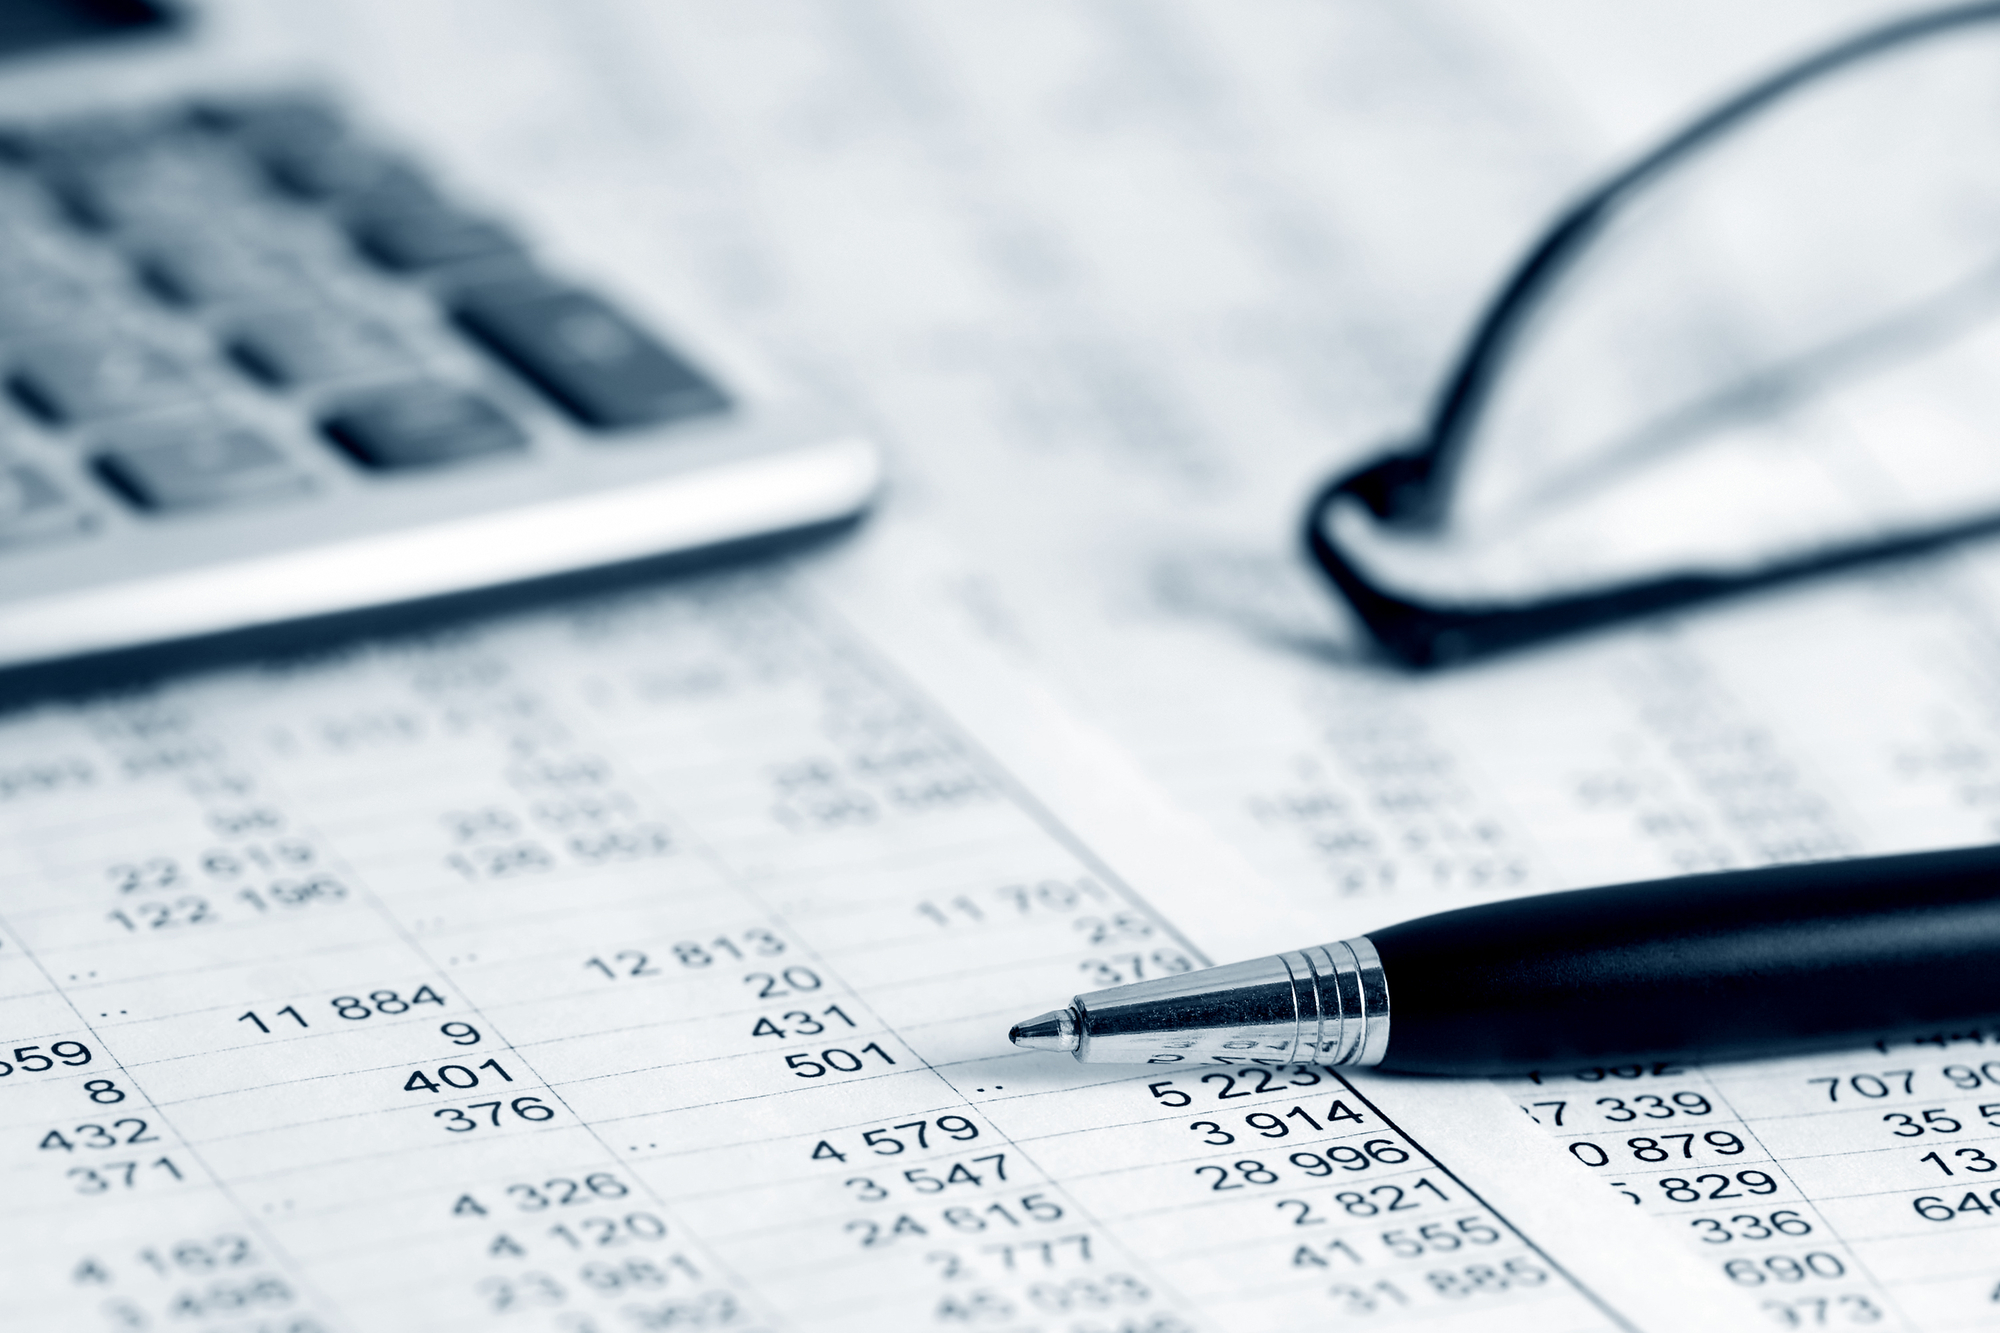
[1009,1008,1078,1054]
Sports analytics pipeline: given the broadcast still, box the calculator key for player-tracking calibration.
[269,139,407,203]
[0,169,53,230]
[0,463,88,546]
[321,383,526,470]
[0,270,99,341]
[228,308,407,388]
[14,113,162,171]
[94,423,310,511]
[11,340,194,424]
[50,145,245,233]
[451,284,731,430]
[187,95,345,145]
[20,117,209,228]
[200,100,427,206]
[265,136,429,206]
[327,163,442,220]
[349,203,520,273]
[135,236,306,308]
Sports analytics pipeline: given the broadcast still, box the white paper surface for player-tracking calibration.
[0,569,1753,1330]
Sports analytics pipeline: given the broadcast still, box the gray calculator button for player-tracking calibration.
[322,383,526,470]
[136,237,304,308]
[0,463,88,546]
[192,97,431,210]
[0,171,52,230]
[326,164,440,219]
[350,205,520,273]
[16,114,161,175]
[54,147,244,233]
[188,96,345,151]
[453,283,731,430]
[28,111,164,156]
[94,423,309,511]
[0,270,98,341]
[19,116,198,224]
[11,340,194,424]
[228,308,407,387]
[267,138,427,206]
[95,422,308,510]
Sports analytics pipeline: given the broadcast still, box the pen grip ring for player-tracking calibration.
[1286,939,1393,1067]
[1068,936,1390,1067]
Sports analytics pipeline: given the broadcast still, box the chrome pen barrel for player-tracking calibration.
[1045,938,1389,1066]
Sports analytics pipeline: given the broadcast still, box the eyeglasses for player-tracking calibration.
[1305,2,2000,667]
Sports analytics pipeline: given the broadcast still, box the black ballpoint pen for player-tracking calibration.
[1007,844,2000,1075]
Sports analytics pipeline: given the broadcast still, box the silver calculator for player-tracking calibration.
[0,3,881,684]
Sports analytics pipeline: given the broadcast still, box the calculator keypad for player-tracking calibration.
[0,92,735,530]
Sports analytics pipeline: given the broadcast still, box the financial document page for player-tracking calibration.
[284,2,2000,1329]
[0,575,1742,1331]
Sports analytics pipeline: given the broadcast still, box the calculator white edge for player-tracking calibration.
[0,4,885,676]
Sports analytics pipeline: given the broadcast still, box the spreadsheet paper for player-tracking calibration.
[0,573,1749,1331]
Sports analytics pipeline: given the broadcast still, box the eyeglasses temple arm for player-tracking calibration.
[1392,0,2000,529]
